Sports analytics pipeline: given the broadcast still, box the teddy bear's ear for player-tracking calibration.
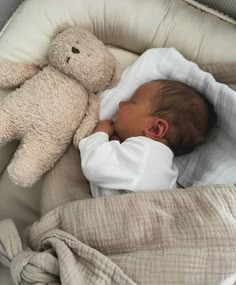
[107,60,122,89]
[51,23,72,39]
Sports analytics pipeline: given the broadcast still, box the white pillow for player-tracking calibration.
[99,48,236,187]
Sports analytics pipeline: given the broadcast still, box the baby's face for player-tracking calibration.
[114,82,157,141]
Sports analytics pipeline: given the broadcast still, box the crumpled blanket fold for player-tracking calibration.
[0,220,136,285]
[1,184,236,285]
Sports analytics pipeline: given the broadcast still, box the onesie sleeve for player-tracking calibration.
[79,132,146,190]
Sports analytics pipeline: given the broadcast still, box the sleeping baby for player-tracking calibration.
[79,80,217,198]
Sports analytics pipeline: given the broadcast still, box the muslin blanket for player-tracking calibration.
[1,184,236,285]
[99,48,236,187]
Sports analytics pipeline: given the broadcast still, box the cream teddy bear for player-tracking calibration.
[0,26,120,187]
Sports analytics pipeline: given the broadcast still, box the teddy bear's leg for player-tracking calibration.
[0,109,18,145]
[73,94,99,146]
[7,134,67,187]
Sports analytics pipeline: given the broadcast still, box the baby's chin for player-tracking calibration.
[113,121,118,133]
[113,124,125,141]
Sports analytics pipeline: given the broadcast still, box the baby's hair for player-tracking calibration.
[150,80,217,156]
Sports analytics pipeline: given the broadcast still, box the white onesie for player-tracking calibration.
[79,132,178,198]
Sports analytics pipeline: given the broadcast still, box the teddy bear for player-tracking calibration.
[0,26,120,187]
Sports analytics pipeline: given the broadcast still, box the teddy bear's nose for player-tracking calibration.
[72,47,80,54]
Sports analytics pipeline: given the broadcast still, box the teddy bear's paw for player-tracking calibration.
[73,94,99,147]
[73,119,98,147]
[8,163,39,187]
[73,130,86,147]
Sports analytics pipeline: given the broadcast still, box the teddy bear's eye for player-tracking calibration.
[72,47,80,54]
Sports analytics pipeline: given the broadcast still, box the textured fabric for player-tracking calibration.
[1,0,236,65]
[183,0,236,25]
[79,132,177,197]
[40,69,236,214]
[98,48,236,187]
[0,170,42,230]
[202,63,236,85]
[0,0,236,283]
[0,65,89,187]
[40,144,92,215]
[1,0,236,204]
[0,220,136,285]
[0,26,121,187]
[1,184,236,284]
[0,89,18,175]
[197,0,236,19]
[0,0,23,29]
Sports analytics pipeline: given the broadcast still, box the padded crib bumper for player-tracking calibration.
[0,0,236,66]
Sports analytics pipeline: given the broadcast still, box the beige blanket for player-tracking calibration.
[1,183,236,284]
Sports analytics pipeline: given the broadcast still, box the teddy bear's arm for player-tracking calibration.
[0,60,40,88]
[73,94,99,147]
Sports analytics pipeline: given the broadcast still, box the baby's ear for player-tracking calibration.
[144,117,169,141]
[107,60,121,89]
[0,60,41,88]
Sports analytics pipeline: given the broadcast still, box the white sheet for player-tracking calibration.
[99,48,236,187]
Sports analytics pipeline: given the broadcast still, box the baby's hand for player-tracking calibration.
[93,120,114,137]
